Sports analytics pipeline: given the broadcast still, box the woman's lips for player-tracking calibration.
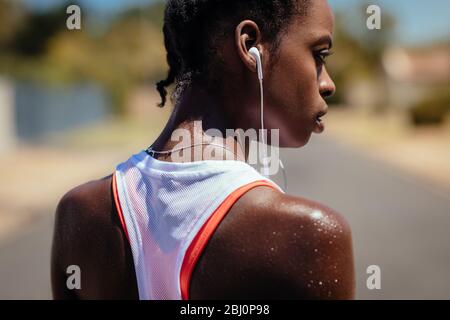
[313,110,327,134]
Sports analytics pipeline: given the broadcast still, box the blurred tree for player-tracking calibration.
[0,0,167,115]
[326,5,396,111]
[0,0,27,52]
[409,86,450,126]
[11,1,72,57]
[44,1,167,114]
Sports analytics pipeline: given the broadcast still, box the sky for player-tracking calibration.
[328,0,450,45]
[23,0,450,46]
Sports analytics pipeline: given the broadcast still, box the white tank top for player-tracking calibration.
[112,150,284,300]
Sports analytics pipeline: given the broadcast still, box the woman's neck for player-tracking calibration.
[150,84,248,162]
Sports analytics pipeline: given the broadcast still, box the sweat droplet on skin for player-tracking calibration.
[311,210,323,220]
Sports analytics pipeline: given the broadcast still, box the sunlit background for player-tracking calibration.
[0,0,449,299]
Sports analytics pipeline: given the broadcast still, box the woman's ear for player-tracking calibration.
[235,20,265,74]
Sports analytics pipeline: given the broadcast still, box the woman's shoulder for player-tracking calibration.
[190,186,355,299]
[224,185,352,247]
[51,175,138,299]
[53,175,116,239]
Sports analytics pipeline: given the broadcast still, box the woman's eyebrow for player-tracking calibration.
[311,34,333,49]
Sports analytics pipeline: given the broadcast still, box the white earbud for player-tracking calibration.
[249,46,287,192]
[249,47,263,81]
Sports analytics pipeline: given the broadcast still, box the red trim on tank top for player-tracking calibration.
[179,180,281,300]
[112,172,130,243]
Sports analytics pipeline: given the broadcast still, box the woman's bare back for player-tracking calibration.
[51,175,355,299]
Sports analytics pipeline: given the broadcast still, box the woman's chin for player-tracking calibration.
[279,132,312,148]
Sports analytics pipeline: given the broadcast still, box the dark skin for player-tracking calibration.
[52,0,355,299]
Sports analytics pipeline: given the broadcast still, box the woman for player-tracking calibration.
[51,0,355,300]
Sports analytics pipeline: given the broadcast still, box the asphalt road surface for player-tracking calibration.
[1,136,450,299]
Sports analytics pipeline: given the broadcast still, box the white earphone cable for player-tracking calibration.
[258,76,288,193]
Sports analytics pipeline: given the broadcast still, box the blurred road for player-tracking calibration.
[1,136,450,299]
[282,136,450,299]
[0,213,53,299]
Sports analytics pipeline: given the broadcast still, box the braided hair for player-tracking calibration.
[156,0,310,107]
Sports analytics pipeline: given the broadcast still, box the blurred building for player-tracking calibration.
[382,44,450,109]
[14,82,109,142]
[0,77,110,150]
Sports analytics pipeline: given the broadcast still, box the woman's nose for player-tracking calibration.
[319,67,336,99]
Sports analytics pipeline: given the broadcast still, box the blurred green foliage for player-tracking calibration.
[0,0,167,114]
[409,88,450,126]
[326,5,395,109]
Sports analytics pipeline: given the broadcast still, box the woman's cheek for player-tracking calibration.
[303,65,321,108]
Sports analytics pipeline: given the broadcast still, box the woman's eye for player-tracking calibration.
[315,50,333,65]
